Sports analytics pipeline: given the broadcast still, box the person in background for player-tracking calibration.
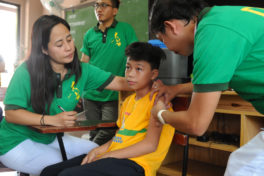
[149,0,264,175]
[0,15,130,175]
[40,42,175,176]
[80,0,138,145]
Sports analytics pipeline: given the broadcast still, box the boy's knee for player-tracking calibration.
[40,167,51,176]
[58,168,74,176]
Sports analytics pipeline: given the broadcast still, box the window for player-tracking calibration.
[0,1,20,86]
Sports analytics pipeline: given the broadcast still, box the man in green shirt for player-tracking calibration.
[149,0,264,175]
[80,0,137,145]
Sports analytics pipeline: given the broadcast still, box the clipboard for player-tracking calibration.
[76,111,87,121]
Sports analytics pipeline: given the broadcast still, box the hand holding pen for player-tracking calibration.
[52,105,77,127]
[58,105,66,112]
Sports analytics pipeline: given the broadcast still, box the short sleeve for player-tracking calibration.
[4,63,31,109]
[193,25,251,92]
[82,63,114,92]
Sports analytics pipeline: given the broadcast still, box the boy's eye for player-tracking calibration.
[125,66,130,70]
[136,67,142,71]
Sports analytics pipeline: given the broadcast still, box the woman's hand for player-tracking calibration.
[49,111,77,127]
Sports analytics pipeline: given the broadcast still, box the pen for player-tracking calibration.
[57,105,66,112]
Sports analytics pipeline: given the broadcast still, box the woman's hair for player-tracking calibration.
[125,42,166,70]
[150,0,208,34]
[26,15,81,114]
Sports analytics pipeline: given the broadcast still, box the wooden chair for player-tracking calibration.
[174,132,189,176]
[171,96,191,176]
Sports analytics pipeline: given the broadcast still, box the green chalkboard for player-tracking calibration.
[65,0,148,58]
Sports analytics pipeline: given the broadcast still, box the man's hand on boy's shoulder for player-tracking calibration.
[150,79,175,104]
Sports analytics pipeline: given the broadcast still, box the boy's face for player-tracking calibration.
[94,0,117,23]
[125,58,158,91]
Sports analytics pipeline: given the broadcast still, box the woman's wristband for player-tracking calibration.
[157,110,167,124]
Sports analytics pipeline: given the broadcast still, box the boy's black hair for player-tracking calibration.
[150,0,208,34]
[111,0,120,9]
[125,42,166,70]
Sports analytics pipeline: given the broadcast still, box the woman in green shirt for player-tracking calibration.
[0,15,129,175]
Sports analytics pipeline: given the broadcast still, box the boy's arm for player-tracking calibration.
[98,115,163,159]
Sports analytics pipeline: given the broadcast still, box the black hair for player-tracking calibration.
[125,42,166,70]
[26,15,81,114]
[150,0,208,34]
[111,0,120,9]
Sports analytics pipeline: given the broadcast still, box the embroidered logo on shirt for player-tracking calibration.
[113,32,121,46]
[67,81,80,100]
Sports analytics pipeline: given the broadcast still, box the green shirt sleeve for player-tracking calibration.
[193,25,251,92]
[82,63,115,92]
[4,63,31,110]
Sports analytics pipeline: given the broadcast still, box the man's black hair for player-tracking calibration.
[150,0,208,34]
[111,0,120,9]
[125,42,166,70]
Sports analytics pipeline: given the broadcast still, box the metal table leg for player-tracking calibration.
[56,133,68,161]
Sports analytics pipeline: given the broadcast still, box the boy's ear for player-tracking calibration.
[151,69,159,80]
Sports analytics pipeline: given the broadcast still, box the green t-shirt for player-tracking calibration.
[81,20,138,101]
[0,62,114,155]
[192,6,264,114]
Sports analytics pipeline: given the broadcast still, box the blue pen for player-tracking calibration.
[57,105,66,112]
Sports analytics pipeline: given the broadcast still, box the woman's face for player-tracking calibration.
[44,23,75,67]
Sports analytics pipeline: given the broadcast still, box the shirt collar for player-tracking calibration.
[197,7,212,24]
[94,19,118,32]
[51,69,71,98]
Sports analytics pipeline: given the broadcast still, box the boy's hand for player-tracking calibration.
[81,149,99,165]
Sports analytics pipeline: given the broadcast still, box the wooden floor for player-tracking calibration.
[157,160,226,176]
